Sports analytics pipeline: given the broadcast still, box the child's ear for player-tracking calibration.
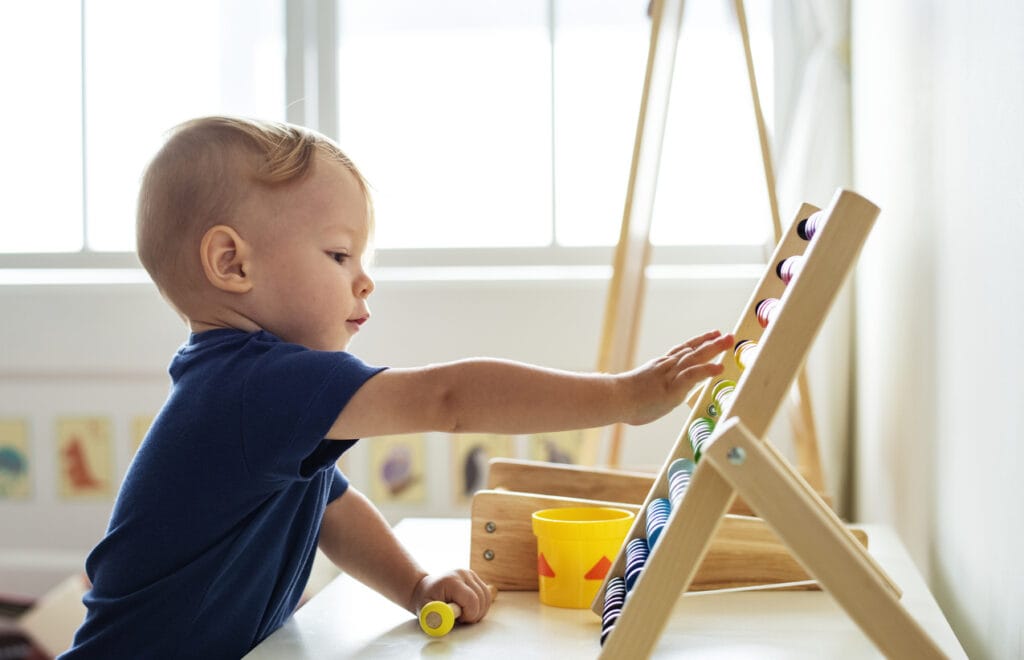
[199,225,254,293]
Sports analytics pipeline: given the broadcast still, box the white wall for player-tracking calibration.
[852,2,1024,658]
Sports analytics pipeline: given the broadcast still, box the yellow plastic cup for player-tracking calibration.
[532,507,635,608]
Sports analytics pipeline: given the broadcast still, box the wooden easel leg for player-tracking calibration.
[704,419,947,659]
[598,0,687,469]
[790,371,826,493]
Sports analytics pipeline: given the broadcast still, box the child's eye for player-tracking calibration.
[330,252,348,264]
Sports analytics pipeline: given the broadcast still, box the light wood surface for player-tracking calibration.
[245,518,967,659]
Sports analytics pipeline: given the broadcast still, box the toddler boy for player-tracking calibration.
[62,116,732,658]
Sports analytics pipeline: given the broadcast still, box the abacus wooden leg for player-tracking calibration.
[704,418,947,659]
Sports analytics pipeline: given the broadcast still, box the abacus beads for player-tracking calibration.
[600,578,627,646]
[734,340,759,370]
[777,255,804,284]
[624,538,649,591]
[712,379,736,416]
[688,417,715,462]
[755,298,781,328]
[645,498,671,549]
[667,458,694,505]
[797,210,825,240]
[745,216,814,372]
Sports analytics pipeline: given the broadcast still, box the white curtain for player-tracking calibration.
[772,0,854,513]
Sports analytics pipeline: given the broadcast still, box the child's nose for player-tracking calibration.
[356,272,374,298]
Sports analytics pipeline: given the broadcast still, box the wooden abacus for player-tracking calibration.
[593,188,947,658]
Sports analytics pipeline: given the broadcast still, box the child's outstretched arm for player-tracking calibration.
[318,487,493,621]
[329,330,733,440]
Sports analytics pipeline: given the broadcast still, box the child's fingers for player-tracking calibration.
[672,361,725,388]
[452,570,492,623]
[667,330,723,356]
[676,333,733,366]
[667,337,733,372]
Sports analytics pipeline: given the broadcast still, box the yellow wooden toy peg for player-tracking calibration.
[418,584,498,637]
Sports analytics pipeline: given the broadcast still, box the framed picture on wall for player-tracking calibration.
[527,429,589,465]
[368,433,427,504]
[450,434,515,503]
[0,418,31,500]
[56,416,114,500]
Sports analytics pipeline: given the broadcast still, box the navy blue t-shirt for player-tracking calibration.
[62,329,386,659]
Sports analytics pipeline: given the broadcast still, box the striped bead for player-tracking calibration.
[734,340,759,370]
[712,379,736,416]
[798,210,826,241]
[645,497,671,550]
[600,577,627,646]
[777,255,804,284]
[755,298,781,328]
[624,537,649,591]
[688,417,715,462]
[667,458,694,506]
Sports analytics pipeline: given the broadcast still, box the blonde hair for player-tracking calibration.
[136,116,372,310]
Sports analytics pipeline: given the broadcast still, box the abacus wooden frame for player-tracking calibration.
[592,189,947,659]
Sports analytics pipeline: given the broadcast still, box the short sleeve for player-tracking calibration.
[241,342,385,483]
[328,466,350,502]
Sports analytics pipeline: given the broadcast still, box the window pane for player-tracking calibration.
[650,0,774,246]
[555,1,774,247]
[336,0,552,249]
[84,0,286,251]
[0,2,83,253]
[553,1,648,247]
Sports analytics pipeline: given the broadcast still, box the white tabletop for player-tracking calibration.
[246,518,966,659]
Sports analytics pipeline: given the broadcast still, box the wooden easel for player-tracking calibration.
[595,0,825,499]
[592,189,947,658]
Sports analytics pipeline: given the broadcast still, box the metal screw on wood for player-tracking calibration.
[483,549,495,561]
[727,446,746,465]
[485,521,496,533]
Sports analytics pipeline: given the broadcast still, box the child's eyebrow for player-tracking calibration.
[323,225,368,248]
[322,223,357,238]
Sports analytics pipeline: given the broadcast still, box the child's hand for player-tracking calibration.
[619,330,734,426]
[411,569,493,623]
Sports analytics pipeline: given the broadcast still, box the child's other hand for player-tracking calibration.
[411,569,493,623]
[620,330,734,426]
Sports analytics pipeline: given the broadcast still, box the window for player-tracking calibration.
[337,1,553,249]
[1,2,83,253]
[0,0,773,263]
[0,0,285,255]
